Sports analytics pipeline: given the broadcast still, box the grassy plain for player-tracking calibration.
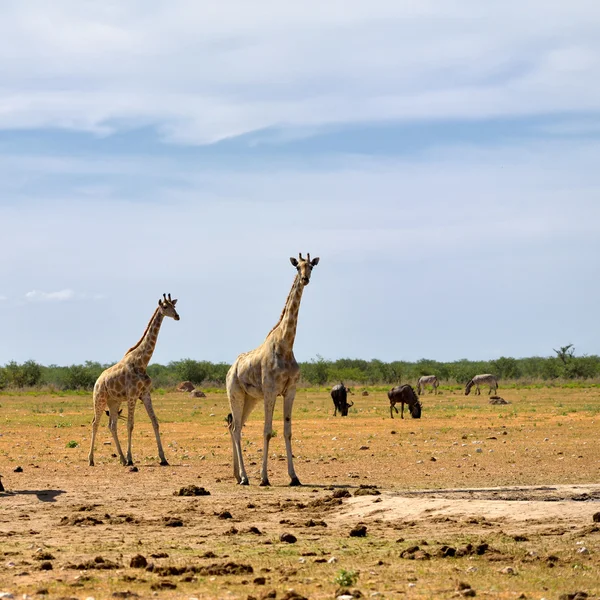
[1,385,599,599]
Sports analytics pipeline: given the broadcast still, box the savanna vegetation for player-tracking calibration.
[1,345,599,391]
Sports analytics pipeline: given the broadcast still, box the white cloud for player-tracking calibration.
[25,289,75,302]
[0,295,7,301]
[0,2,599,143]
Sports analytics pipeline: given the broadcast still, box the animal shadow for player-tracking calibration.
[0,489,66,502]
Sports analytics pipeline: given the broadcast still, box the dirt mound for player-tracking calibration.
[190,389,206,398]
[177,381,195,392]
[489,396,509,405]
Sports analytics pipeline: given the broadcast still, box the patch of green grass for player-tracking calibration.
[66,440,79,448]
[334,568,359,587]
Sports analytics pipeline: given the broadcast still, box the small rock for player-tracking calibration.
[128,466,138,473]
[39,562,52,571]
[475,448,483,454]
[218,511,233,519]
[499,566,517,575]
[0,594,15,599]
[14,467,23,473]
[279,532,297,544]
[359,446,369,450]
[328,557,338,564]
[592,512,600,523]
[577,547,589,555]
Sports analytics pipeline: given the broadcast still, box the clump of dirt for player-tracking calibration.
[174,485,210,497]
[196,562,253,576]
[218,510,233,519]
[59,515,103,526]
[279,532,297,543]
[304,519,327,527]
[435,545,456,558]
[247,526,262,535]
[354,487,380,496]
[489,396,509,405]
[150,580,177,590]
[150,552,169,558]
[308,490,349,509]
[400,545,430,560]
[107,514,138,524]
[112,592,139,598]
[33,551,55,560]
[129,554,147,568]
[163,517,183,527]
[66,556,121,570]
[558,593,588,600]
[75,504,100,512]
[349,524,367,537]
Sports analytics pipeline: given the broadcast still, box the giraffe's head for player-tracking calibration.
[290,253,320,286]
[158,293,180,321]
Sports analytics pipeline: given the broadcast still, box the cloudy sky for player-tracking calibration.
[1,1,599,366]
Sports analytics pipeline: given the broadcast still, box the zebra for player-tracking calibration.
[417,375,439,395]
[465,374,498,396]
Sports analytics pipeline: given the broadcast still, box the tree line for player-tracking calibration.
[1,348,599,391]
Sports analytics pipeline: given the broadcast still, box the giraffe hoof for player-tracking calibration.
[159,460,169,466]
[289,477,302,487]
[259,479,271,487]
[239,478,250,486]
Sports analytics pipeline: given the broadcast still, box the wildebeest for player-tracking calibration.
[331,383,354,416]
[465,374,498,396]
[417,375,439,395]
[388,384,422,419]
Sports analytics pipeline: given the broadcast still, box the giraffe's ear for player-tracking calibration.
[172,298,178,306]
[158,299,163,307]
[310,257,320,266]
[290,257,299,267]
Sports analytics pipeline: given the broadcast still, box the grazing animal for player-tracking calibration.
[88,294,180,467]
[388,384,422,419]
[226,253,319,486]
[465,374,498,396]
[331,383,354,417]
[417,375,439,395]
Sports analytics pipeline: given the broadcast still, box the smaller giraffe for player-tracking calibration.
[88,293,180,467]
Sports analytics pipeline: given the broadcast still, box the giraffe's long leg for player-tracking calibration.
[260,390,277,487]
[282,386,300,486]
[141,392,168,466]
[107,403,127,466]
[88,389,107,466]
[125,397,137,466]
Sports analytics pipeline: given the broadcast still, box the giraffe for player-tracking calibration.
[88,293,180,467]
[226,253,320,486]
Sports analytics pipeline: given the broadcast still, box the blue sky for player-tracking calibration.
[1,1,600,366]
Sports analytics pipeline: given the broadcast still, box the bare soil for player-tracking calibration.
[1,386,599,599]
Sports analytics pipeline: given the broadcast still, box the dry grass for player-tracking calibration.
[0,385,599,599]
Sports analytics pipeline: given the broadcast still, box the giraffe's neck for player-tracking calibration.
[269,275,304,351]
[124,308,165,368]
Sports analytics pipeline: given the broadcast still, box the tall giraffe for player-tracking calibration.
[227,253,320,486]
[88,294,180,467]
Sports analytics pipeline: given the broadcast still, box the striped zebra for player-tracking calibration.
[465,374,498,396]
[417,375,439,395]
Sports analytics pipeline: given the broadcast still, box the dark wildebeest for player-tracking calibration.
[388,384,422,419]
[331,383,354,417]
